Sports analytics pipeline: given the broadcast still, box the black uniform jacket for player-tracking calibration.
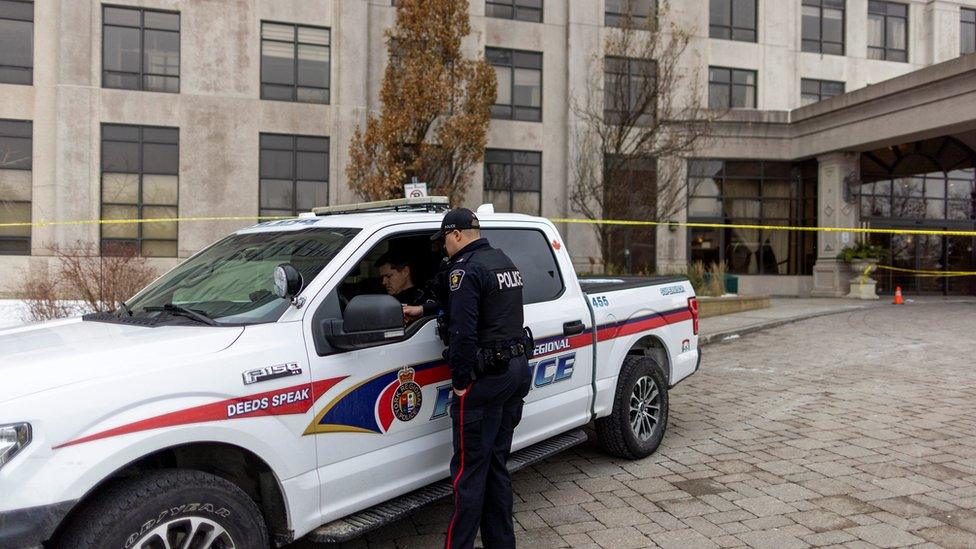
[441,239,526,390]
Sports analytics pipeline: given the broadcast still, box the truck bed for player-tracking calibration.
[578,275,689,294]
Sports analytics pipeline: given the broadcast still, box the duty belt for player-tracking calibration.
[480,342,527,363]
[476,341,528,376]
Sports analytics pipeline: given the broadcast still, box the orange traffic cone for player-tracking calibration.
[893,286,904,305]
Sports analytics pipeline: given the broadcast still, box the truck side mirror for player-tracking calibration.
[323,294,405,351]
[273,263,303,300]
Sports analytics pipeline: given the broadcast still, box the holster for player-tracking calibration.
[436,314,450,346]
[522,326,535,359]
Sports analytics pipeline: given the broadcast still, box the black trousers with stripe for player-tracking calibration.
[446,356,532,549]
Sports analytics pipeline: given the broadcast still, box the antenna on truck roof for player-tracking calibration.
[311,196,450,216]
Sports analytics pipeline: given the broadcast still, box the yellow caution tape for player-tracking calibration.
[0,215,290,228]
[874,265,976,277]
[2,213,975,238]
[549,217,976,237]
[3,213,975,277]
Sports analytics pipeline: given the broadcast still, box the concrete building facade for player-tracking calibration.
[2,0,976,297]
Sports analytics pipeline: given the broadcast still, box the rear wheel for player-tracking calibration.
[595,355,669,459]
[57,469,268,549]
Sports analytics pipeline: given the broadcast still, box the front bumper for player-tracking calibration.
[0,500,77,548]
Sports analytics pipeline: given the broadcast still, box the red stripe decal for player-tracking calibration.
[446,387,469,549]
[55,376,346,449]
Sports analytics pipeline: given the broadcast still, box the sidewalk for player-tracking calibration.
[698,295,976,345]
[698,297,884,346]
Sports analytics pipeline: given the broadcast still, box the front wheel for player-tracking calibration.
[595,355,669,459]
[57,469,269,549]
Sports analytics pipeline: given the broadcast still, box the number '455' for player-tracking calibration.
[591,296,609,308]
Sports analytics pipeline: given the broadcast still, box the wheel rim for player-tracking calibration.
[133,516,236,549]
[628,375,660,441]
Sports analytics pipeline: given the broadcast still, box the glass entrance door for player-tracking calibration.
[870,227,976,295]
[946,236,976,295]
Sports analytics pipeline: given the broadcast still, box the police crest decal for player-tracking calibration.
[392,366,424,422]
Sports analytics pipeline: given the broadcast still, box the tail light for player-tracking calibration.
[688,297,699,335]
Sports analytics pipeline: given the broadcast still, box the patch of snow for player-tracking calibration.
[0,299,90,330]
[0,300,29,329]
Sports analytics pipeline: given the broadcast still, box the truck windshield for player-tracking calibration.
[125,227,359,325]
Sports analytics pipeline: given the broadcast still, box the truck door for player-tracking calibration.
[302,226,455,523]
[481,225,594,450]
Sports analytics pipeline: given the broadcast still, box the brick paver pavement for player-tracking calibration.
[301,302,976,548]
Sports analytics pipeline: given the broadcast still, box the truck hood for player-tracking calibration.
[0,317,243,404]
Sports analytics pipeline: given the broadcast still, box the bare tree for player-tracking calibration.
[570,1,721,273]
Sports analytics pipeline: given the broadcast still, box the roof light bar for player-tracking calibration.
[311,196,450,216]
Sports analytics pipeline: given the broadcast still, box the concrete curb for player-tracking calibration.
[699,306,875,346]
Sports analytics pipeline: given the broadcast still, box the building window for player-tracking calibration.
[604,155,658,273]
[0,0,33,85]
[100,124,179,257]
[867,1,907,62]
[486,0,542,23]
[708,67,756,109]
[800,78,844,106]
[687,159,817,275]
[102,6,180,92]
[259,134,329,217]
[802,0,844,55]
[709,0,757,42]
[860,171,976,222]
[0,119,32,255]
[962,8,976,55]
[261,22,331,104]
[486,48,542,122]
[605,0,656,28]
[604,56,657,126]
[484,149,541,215]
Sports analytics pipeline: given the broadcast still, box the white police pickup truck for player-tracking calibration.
[0,197,700,549]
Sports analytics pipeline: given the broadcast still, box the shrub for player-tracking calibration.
[21,242,157,322]
[837,241,887,262]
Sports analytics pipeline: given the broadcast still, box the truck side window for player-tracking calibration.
[334,232,442,312]
[483,228,564,304]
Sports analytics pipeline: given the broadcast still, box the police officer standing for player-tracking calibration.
[404,208,532,549]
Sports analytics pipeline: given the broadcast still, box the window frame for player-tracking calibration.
[605,0,658,28]
[485,0,543,23]
[483,227,565,304]
[486,46,543,122]
[867,0,908,62]
[101,4,181,93]
[0,0,34,85]
[708,66,757,109]
[483,148,543,216]
[99,123,180,257]
[260,21,331,105]
[259,132,330,217]
[686,159,818,276]
[709,0,758,43]
[860,170,976,223]
[800,77,845,106]
[962,8,976,55]
[801,0,845,55]
[603,56,657,127]
[0,118,32,255]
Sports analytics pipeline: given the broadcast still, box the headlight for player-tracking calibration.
[0,423,31,469]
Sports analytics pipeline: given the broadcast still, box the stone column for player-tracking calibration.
[811,152,859,297]
[924,1,961,64]
[332,0,370,205]
[563,1,601,271]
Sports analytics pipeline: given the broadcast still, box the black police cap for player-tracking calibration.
[431,208,480,241]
